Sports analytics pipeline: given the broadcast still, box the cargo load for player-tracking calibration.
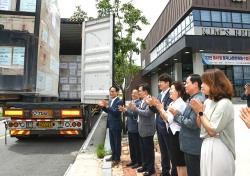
[0,0,60,98]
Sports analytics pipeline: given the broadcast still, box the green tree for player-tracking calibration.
[68,5,92,22]
[70,0,149,133]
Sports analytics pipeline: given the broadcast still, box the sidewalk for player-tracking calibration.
[66,104,250,176]
[112,137,162,176]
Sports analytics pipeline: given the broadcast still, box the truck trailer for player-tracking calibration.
[0,0,113,139]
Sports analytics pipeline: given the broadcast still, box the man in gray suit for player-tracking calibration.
[169,74,205,176]
[118,88,142,168]
[129,83,156,176]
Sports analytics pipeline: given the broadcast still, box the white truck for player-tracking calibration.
[2,15,114,139]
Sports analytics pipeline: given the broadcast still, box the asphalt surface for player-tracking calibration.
[0,114,100,176]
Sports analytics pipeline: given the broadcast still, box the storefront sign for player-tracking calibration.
[202,53,250,65]
[194,27,250,37]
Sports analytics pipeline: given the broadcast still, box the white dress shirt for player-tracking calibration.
[110,97,117,107]
[166,97,187,135]
[160,88,170,102]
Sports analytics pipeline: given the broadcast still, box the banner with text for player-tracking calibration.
[202,53,250,65]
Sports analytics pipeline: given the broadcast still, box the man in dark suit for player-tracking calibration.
[241,83,250,107]
[129,83,156,176]
[149,73,177,176]
[98,86,123,166]
[118,88,142,169]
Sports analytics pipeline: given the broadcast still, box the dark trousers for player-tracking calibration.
[139,135,155,173]
[128,132,141,164]
[157,130,177,176]
[109,129,122,161]
[184,152,200,176]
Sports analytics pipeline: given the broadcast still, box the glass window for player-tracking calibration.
[194,21,201,26]
[186,24,191,32]
[186,15,191,26]
[222,12,232,22]
[193,10,200,21]
[201,10,211,21]
[222,22,232,28]
[232,12,241,23]
[244,66,250,79]
[181,20,186,31]
[201,22,211,27]
[233,23,242,28]
[211,11,221,22]
[190,21,194,28]
[212,22,222,27]
[242,13,250,24]
[243,24,250,29]
[173,29,176,39]
[177,25,182,35]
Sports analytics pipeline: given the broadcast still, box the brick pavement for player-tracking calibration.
[112,140,162,176]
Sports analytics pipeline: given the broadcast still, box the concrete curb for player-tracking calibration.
[102,129,112,176]
[64,112,108,176]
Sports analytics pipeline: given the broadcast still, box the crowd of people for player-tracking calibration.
[98,68,249,176]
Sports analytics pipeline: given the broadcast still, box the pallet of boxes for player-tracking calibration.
[0,0,60,101]
[59,55,82,100]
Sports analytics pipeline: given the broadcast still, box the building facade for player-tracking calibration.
[140,0,250,98]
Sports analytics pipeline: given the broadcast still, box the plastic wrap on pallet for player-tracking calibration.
[0,0,60,98]
[0,15,35,33]
[0,46,24,75]
[59,55,81,100]
[35,0,60,97]
[0,0,17,11]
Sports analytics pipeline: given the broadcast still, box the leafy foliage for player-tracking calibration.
[68,5,91,22]
[97,142,111,158]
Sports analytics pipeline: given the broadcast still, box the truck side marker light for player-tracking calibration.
[4,110,24,117]
[61,110,81,117]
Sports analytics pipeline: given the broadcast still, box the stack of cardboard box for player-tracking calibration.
[0,0,60,98]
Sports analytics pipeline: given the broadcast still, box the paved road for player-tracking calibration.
[0,126,83,176]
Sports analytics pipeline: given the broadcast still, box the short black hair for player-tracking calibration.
[189,74,202,90]
[139,83,151,94]
[158,73,172,85]
[109,86,119,92]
